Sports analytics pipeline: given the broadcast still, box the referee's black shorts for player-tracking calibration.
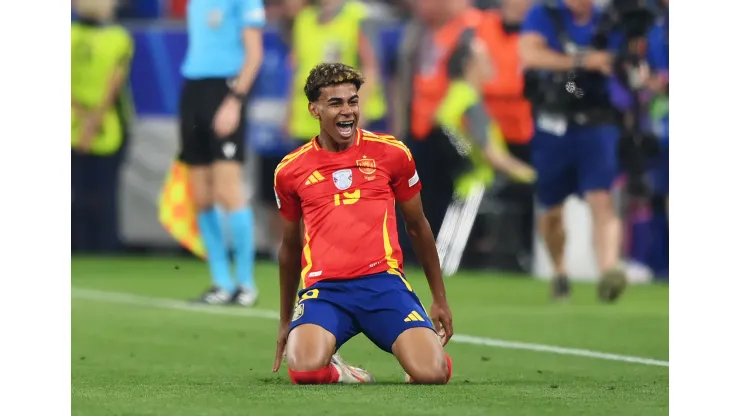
[178,78,248,166]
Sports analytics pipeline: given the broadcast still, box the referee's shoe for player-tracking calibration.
[192,286,258,307]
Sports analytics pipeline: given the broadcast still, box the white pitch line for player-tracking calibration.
[72,288,669,368]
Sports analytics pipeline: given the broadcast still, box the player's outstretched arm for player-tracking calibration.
[398,194,454,346]
[273,218,303,372]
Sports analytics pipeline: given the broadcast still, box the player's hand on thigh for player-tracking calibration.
[430,299,454,346]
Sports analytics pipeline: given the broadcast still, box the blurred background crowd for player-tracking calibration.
[71,0,668,286]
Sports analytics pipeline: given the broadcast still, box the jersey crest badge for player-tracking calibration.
[292,303,304,322]
[332,169,353,191]
[356,157,376,180]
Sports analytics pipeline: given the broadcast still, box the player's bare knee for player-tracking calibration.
[394,328,449,384]
[408,354,449,385]
[286,349,330,372]
[285,324,335,372]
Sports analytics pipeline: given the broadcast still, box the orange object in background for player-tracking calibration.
[478,10,533,144]
[411,8,483,140]
[158,161,207,259]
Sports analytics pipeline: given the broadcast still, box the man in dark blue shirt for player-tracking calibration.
[519,0,626,302]
[179,0,265,306]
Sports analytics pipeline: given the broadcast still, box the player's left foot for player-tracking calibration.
[598,267,628,302]
[331,353,375,383]
[231,286,258,307]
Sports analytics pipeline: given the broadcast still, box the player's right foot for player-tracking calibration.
[551,275,571,301]
[330,353,375,383]
[191,287,233,305]
[598,267,628,302]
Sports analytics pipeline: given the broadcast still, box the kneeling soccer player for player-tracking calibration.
[271,63,454,385]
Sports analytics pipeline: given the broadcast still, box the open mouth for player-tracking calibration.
[336,120,355,138]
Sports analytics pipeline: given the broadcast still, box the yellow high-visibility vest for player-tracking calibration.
[71,22,134,155]
[289,1,387,140]
[436,80,508,196]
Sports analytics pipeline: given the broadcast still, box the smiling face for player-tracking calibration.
[308,82,360,147]
[303,63,365,150]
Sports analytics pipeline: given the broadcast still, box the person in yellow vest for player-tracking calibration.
[276,0,309,45]
[432,12,536,275]
[71,0,134,254]
[391,0,534,266]
[285,0,386,142]
[436,36,536,194]
[259,0,386,256]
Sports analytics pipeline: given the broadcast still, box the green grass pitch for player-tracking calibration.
[72,257,668,416]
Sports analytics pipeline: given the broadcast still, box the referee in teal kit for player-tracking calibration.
[179,0,265,306]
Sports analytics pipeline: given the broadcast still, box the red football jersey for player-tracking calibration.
[273,129,422,288]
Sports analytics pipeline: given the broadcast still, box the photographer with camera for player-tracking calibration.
[519,0,626,302]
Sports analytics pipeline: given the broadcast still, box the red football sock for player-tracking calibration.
[288,365,341,385]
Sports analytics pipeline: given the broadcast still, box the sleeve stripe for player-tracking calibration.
[273,143,313,186]
[362,136,413,161]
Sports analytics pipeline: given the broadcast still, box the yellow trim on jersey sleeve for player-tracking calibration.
[273,142,314,186]
[361,131,413,161]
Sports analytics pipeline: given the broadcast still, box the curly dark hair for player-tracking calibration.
[303,63,365,103]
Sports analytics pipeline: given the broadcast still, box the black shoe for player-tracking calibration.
[191,287,233,305]
[230,286,258,307]
[551,275,571,301]
[598,268,628,303]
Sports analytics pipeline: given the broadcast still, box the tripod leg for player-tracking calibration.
[436,197,464,275]
[443,182,486,277]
